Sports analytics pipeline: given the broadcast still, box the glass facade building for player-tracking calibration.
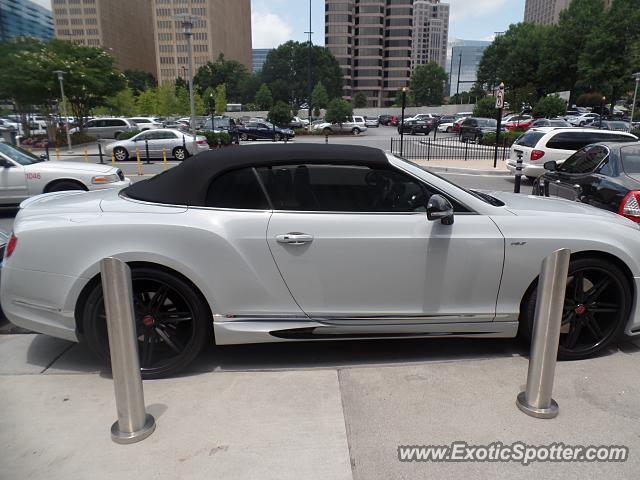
[0,0,54,42]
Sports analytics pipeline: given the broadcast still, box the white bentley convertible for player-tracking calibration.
[2,145,640,377]
[0,142,130,205]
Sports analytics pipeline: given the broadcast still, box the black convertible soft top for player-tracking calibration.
[124,144,389,206]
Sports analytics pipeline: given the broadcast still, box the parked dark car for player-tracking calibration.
[236,121,295,141]
[534,142,640,224]
[596,120,631,131]
[397,119,432,135]
[459,117,498,143]
[379,114,398,126]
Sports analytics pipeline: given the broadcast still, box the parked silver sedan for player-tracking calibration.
[105,129,209,161]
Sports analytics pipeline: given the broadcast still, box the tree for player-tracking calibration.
[193,53,249,102]
[353,91,368,108]
[410,62,448,105]
[214,84,227,115]
[175,76,188,93]
[240,72,263,104]
[156,83,179,116]
[261,41,342,106]
[533,95,567,118]
[254,83,273,110]
[123,69,156,95]
[135,88,158,115]
[311,82,329,116]
[104,87,136,116]
[325,98,352,125]
[268,100,292,126]
[473,97,497,118]
[392,88,415,107]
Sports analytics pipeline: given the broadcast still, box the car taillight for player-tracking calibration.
[197,139,207,145]
[618,191,640,223]
[5,233,17,258]
[530,150,545,161]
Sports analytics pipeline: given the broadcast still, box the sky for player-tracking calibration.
[33,0,527,47]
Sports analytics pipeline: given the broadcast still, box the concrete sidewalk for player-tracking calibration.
[2,333,640,479]
[413,158,512,175]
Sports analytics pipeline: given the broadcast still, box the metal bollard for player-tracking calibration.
[325,134,328,144]
[111,151,116,167]
[514,151,523,193]
[45,145,50,161]
[55,147,60,160]
[100,258,156,444]
[135,147,142,176]
[145,139,151,165]
[83,147,88,162]
[162,148,168,171]
[543,179,550,197]
[98,142,104,164]
[516,248,571,419]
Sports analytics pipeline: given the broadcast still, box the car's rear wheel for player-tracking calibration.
[352,128,361,135]
[83,267,212,379]
[446,127,452,133]
[172,146,187,161]
[323,128,332,135]
[274,133,282,141]
[113,147,128,161]
[520,257,631,360]
[114,132,124,140]
[240,133,248,141]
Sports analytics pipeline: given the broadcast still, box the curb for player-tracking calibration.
[422,165,512,176]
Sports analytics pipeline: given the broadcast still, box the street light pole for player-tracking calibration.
[304,0,313,127]
[400,87,407,157]
[630,72,640,131]
[456,51,462,96]
[53,70,73,153]
[175,14,198,150]
[600,96,606,128]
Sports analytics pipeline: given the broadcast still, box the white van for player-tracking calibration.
[506,127,638,178]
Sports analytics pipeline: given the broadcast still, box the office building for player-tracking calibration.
[52,0,252,85]
[252,48,272,72]
[325,0,450,107]
[52,0,157,76]
[153,0,252,84]
[524,0,612,25]
[0,0,54,42]
[447,39,490,97]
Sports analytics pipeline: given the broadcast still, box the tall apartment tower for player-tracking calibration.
[52,0,157,76]
[524,0,612,25]
[153,0,252,84]
[52,0,252,85]
[412,0,449,71]
[325,0,449,107]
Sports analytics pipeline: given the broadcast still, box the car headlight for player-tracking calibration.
[92,173,120,184]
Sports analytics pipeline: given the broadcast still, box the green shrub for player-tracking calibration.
[196,130,231,147]
[480,130,522,147]
[51,130,96,147]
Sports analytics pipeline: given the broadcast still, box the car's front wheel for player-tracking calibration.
[240,133,249,141]
[113,147,128,161]
[520,257,631,360]
[446,127,452,133]
[82,267,212,379]
[172,146,187,161]
[352,128,361,135]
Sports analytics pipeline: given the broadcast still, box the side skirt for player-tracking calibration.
[213,316,519,345]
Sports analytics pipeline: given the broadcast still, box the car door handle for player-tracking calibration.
[276,233,314,245]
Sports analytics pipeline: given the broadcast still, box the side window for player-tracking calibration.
[85,120,96,128]
[135,132,151,141]
[115,119,127,126]
[559,146,608,174]
[157,131,178,140]
[600,133,636,143]
[257,164,444,213]
[547,132,591,151]
[205,168,269,209]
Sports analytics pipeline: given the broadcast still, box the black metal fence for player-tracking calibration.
[390,136,511,162]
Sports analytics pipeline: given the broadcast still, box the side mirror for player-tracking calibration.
[0,158,12,168]
[543,160,557,171]
[39,154,47,161]
[427,194,454,225]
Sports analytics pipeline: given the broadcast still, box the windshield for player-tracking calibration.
[0,143,43,165]
[621,146,640,174]
[392,155,503,206]
[514,131,544,148]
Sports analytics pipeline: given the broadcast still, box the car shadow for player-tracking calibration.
[25,332,640,379]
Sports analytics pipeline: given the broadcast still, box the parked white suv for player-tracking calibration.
[568,112,600,127]
[506,127,638,178]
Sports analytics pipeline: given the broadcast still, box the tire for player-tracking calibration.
[113,146,128,162]
[114,132,124,140]
[172,146,187,161]
[352,128,361,135]
[274,133,282,142]
[475,135,481,144]
[240,133,248,141]
[323,128,332,135]
[446,127,452,133]
[526,175,537,182]
[46,180,86,193]
[82,267,212,379]
[519,257,631,360]
[410,128,416,135]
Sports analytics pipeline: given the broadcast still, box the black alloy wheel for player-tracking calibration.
[521,257,631,360]
[83,267,212,378]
